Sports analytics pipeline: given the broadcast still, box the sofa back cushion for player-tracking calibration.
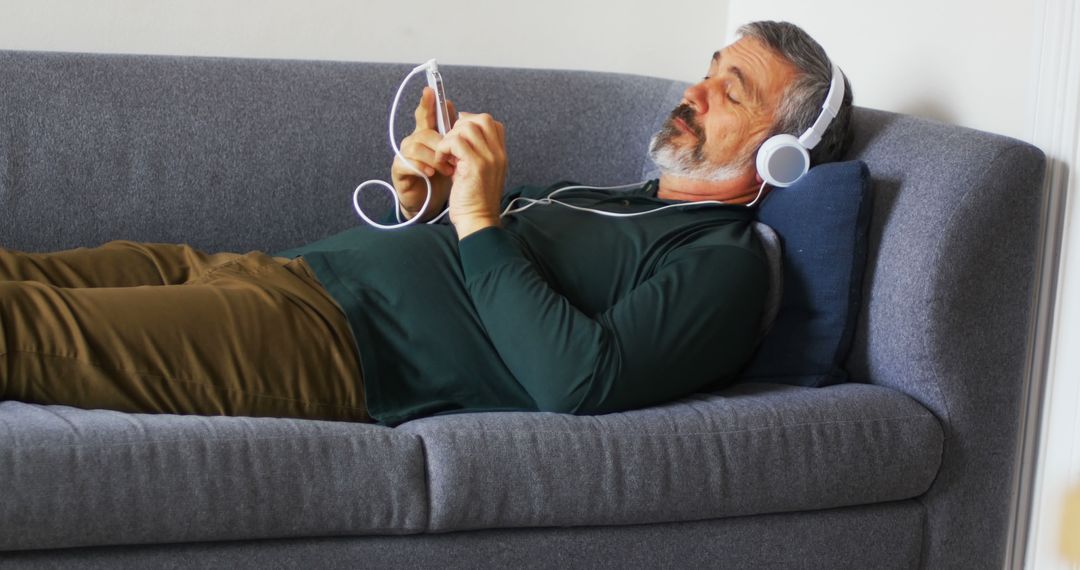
[0,51,682,254]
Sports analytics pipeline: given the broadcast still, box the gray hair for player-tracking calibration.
[737,21,854,166]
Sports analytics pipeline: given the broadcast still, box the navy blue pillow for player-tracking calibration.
[740,160,873,387]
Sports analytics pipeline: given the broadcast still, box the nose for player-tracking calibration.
[681,81,709,114]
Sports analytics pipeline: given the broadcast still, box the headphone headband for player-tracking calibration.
[797,63,845,150]
[756,62,846,188]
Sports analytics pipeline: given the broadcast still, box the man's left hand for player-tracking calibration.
[434,112,508,240]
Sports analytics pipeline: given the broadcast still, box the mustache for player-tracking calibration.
[669,104,704,140]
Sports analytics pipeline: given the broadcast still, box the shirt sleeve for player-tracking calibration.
[457,226,768,414]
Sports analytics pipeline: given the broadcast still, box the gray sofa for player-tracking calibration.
[0,50,1046,569]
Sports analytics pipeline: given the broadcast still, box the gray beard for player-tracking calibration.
[647,128,749,183]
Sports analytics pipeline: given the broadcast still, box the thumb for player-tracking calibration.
[414,87,437,133]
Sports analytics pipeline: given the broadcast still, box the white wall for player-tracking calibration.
[1024,4,1080,569]
[0,0,727,83]
[727,1,1036,140]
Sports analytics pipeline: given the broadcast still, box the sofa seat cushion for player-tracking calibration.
[398,382,942,532]
[0,402,428,551]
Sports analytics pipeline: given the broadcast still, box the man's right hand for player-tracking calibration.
[390,87,458,221]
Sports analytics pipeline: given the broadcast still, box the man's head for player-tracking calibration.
[649,21,854,193]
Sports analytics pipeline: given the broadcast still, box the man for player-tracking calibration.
[0,21,852,426]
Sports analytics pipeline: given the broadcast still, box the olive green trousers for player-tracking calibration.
[0,240,369,422]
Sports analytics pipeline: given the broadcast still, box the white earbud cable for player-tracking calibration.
[352,62,450,229]
[501,180,766,218]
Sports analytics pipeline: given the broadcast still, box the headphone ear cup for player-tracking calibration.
[756,134,810,188]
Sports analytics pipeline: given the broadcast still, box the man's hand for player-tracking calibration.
[390,87,458,221]
[434,112,508,240]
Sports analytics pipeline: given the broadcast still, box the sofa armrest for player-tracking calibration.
[844,107,1046,569]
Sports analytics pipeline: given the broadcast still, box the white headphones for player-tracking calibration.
[755,63,846,188]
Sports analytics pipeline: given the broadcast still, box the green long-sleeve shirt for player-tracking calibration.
[274,180,767,426]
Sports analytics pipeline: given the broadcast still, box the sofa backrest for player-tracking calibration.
[0,50,681,255]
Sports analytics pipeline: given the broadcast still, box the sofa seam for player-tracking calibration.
[415,432,434,532]
[412,412,937,437]
[917,495,931,569]
[5,432,404,451]
[2,525,430,549]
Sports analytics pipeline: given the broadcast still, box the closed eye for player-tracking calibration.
[703,74,740,104]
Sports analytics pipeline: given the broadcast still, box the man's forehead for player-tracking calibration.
[712,37,774,65]
[709,37,796,99]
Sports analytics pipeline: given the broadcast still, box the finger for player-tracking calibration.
[397,135,445,172]
[446,99,459,128]
[449,114,501,159]
[407,129,447,151]
[436,139,477,171]
[494,117,505,149]
[437,126,497,169]
[436,112,507,159]
[399,146,441,176]
[474,113,506,158]
[405,131,456,175]
[393,154,441,179]
[460,122,497,161]
[413,87,436,133]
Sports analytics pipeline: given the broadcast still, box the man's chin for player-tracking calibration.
[649,144,745,183]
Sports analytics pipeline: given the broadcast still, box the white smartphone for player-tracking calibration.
[425,62,452,135]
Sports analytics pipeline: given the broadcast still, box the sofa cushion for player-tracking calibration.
[397,382,942,532]
[752,221,783,340]
[0,402,429,551]
[742,160,873,386]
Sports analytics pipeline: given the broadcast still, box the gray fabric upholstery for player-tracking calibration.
[0,501,925,570]
[0,49,1048,568]
[400,383,940,532]
[0,401,428,551]
[0,384,939,550]
[842,109,1046,568]
[0,50,679,255]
